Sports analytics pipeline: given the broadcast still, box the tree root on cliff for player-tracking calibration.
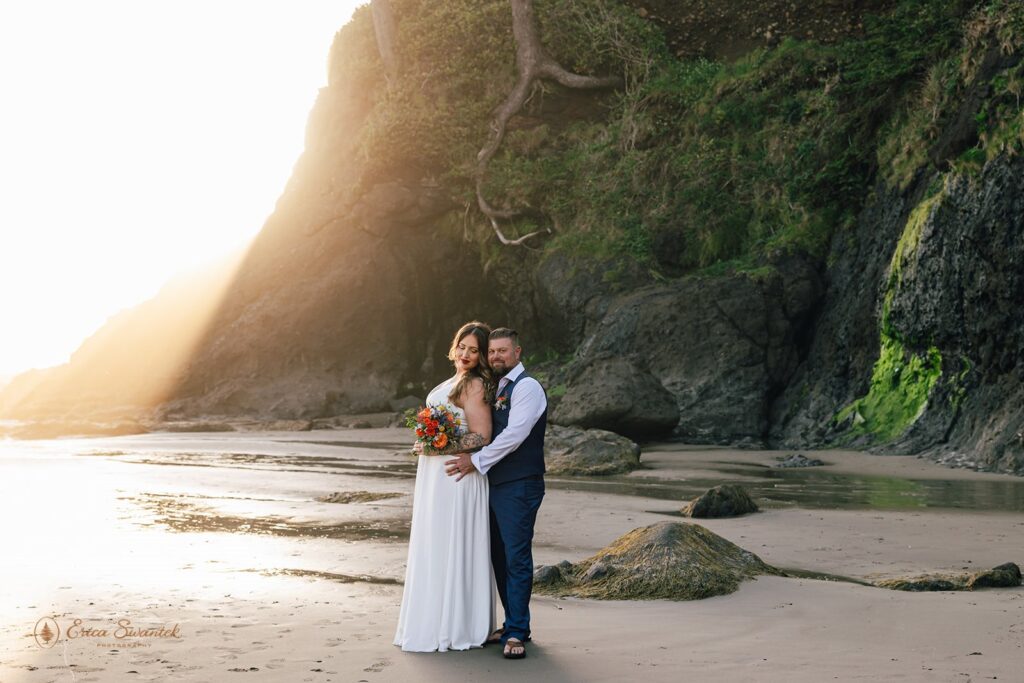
[475,0,621,246]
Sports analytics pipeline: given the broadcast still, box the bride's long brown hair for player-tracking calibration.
[447,321,496,406]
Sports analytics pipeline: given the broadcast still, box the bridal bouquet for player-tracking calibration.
[406,404,465,453]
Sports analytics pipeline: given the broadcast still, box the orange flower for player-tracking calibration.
[432,433,448,449]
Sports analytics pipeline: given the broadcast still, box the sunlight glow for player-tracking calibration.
[0,1,365,380]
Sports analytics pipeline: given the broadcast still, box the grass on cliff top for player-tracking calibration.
[326,0,992,276]
[877,0,1024,187]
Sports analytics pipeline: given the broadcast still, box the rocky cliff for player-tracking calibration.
[3,0,1022,473]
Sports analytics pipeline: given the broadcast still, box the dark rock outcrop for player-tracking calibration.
[769,181,914,449]
[773,154,1024,474]
[681,484,760,518]
[533,521,779,600]
[570,254,822,444]
[551,356,679,437]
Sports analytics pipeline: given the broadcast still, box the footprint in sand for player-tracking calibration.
[363,658,391,673]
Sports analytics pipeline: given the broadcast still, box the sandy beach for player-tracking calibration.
[1,429,1022,682]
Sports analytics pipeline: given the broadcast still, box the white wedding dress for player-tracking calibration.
[394,377,494,652]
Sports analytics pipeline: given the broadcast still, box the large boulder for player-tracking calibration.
[570,254,822,443]
[545,424,641,476]
[533,521,779,600]
[682,484,759,518]
[551,357,679,438]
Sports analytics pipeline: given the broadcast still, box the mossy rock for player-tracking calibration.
[533,521,780,600]
[682,484,760,518]
[875,562,1022,591]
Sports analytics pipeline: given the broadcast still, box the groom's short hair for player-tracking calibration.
[489,327,519,347]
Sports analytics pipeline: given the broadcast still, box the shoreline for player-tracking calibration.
[0,429,1021,681]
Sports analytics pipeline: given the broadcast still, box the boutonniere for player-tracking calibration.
[494,395,509,411]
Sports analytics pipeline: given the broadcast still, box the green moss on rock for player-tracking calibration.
[836,187,945,443]
[837,335,942,443]
[888,189,943,288]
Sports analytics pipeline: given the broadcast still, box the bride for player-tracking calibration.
[393,321,496,652]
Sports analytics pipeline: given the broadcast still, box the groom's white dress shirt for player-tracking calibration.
[471,362,547,476]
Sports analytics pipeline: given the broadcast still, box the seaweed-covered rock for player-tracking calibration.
[875,562,1022,591]
[533,521,779,600]
[968,562,1022,589]
[545,424,641,475]
[682,484,759,517]
[774,453,825,468]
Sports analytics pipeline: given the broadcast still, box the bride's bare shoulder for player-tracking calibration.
[455,376,486,404]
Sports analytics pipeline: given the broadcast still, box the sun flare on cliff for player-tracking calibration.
[0,0,364,384]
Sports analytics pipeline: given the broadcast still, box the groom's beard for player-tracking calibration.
[492,362,512,377]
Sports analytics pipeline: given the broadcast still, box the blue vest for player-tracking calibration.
[488,370,547,486]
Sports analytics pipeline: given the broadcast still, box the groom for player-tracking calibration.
[446,327,547,660]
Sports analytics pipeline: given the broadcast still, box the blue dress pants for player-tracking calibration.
[488,475,545,644]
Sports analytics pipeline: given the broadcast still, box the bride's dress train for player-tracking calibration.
[393,377,494,652]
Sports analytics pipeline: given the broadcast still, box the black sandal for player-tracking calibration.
[486,628,531,645]
[503,637,526,659]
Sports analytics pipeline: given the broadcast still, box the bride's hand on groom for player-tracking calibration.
[444,453,476,481]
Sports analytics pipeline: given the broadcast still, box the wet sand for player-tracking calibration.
[1,430,1021,682]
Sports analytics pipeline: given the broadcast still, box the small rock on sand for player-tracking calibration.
[545,424,641,476]
[774,453,825,468]
[682,484,759,518]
